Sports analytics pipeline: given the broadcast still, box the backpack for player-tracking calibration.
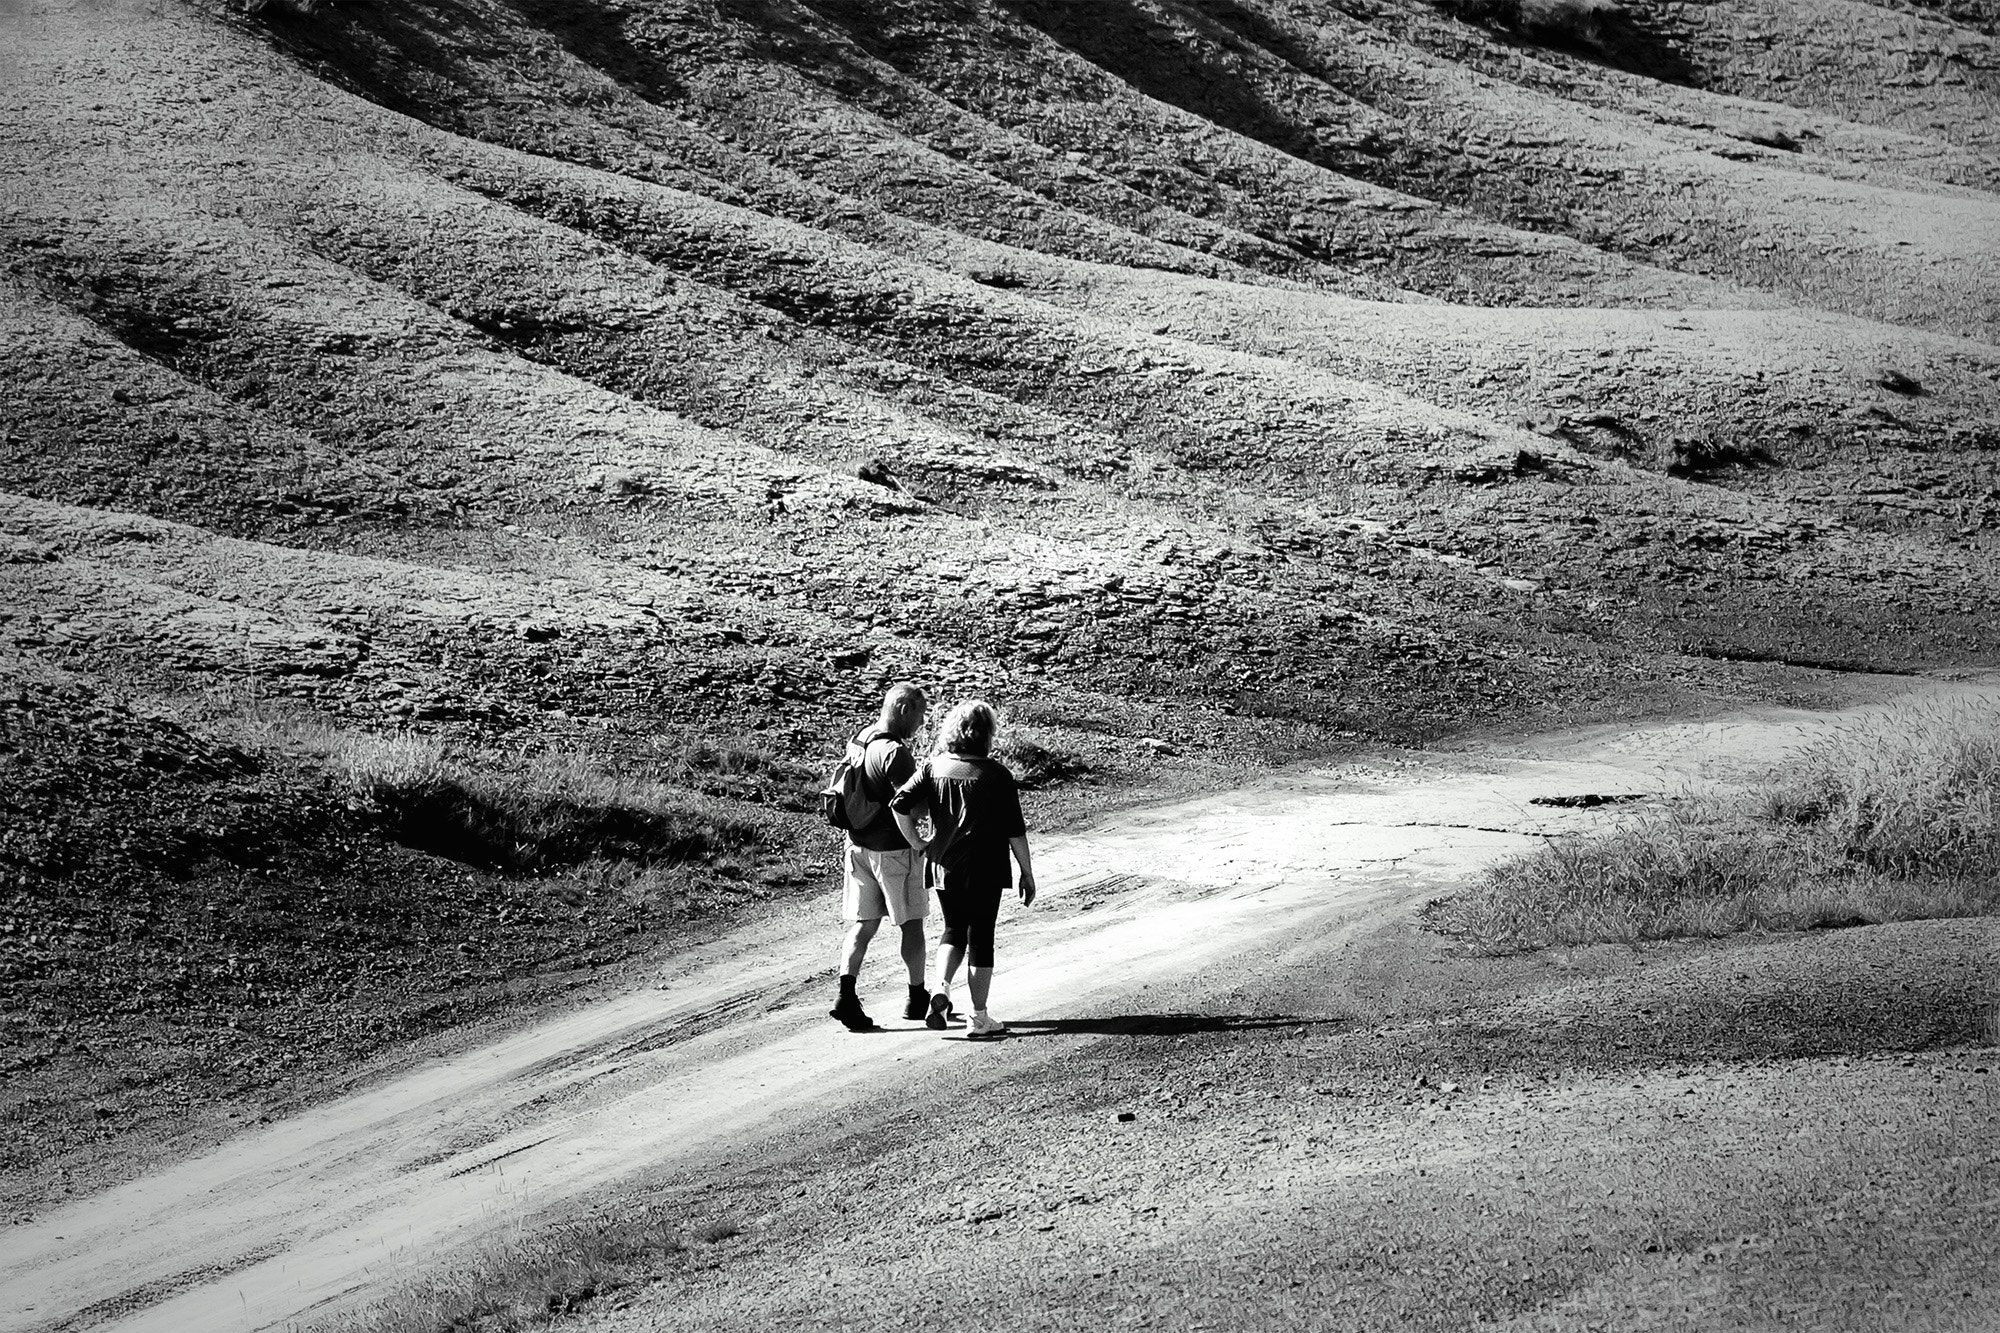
[818,730,890,832]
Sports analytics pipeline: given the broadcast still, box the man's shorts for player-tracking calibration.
[842,845,928,925]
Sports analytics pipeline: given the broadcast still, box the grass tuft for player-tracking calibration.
[999,725,1090,789]
[664,736,820,811]
[693,1215,743,1244]
[1428,800,1815,950]
[1760,699,2000,881]
[1431,696,2000,952]
[329,1205,696,1333]
[343,741,762,874]
[321,1207,752,1332]
[211,711,764,874]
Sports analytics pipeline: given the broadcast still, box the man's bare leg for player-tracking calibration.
[898,920,926,986]
[898,919,929,1019]
[832,917,882,1030]
[967,964,992,1013]
[839,916,881,978]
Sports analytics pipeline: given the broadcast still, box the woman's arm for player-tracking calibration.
[1010,834,1036,906]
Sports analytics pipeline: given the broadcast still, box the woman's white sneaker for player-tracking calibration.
[965,1011,1009,1041]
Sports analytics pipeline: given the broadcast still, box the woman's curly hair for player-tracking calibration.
[934,699,997,758]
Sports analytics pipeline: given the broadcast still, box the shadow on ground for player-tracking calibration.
[1003,1013,1347,1038]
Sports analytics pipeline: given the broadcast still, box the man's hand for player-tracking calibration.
[892,807,930,856]
[1018,872,1036,907]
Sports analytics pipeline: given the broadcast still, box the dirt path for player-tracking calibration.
[2,687,1985,1333]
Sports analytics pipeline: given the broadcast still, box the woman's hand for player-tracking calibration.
[1010,835,1036,906]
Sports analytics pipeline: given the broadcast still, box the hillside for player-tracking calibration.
[2,0,1998,1215]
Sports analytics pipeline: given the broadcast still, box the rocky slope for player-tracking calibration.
[1,0,1997,1208]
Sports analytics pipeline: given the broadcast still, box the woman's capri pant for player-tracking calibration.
[934,863,1007,968]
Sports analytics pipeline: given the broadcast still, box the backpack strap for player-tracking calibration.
[850,726,901,802]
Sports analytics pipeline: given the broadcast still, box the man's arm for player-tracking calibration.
[888,757,930,853]
[893,808,930,854]
[1010,835,1036,906]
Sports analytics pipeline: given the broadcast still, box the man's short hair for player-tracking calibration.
[935,699,997,758]
[881,682,928,722]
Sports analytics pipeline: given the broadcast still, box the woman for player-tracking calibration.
[889,700,1036,1040]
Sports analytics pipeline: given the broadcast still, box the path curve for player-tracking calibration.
[3,688,1986,1333]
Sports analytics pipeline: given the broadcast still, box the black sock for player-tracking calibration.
[838,974,857,997]
[909,981,928,996]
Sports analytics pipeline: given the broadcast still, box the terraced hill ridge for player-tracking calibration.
[1,0,1996,1218]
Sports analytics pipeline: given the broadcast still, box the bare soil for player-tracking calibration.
[2,692,1995,1332]
[1,0,1998,1324]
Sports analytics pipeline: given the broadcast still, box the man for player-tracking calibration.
[831,682,932,1032]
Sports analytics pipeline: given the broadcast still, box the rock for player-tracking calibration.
[856,458,900,489]
[1530,793,1648,808]
[1115,1111,1136,1122]
[1742,128,1801,152]
[1137,737,1175,756]
[1877,369,1924,396]
[829,646,871,669]
[0,535,56,564]
[1453,447,1555,484]
[1669,437,1772,477]
[905,454,1060,491]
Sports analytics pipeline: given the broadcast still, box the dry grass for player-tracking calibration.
[691,1215,744,1244]
[661,735,820,811]
[1760,699,2000,881]
[338,738,760,873]
[998,724,1091,789]
[1432,696,2000,952]
[203,709,764,874]
[1431,801,1803,950]
[324,1202,747,1333]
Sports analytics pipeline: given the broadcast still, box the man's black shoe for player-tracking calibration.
[903,986,931,1021]
[830,992,877,1032]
